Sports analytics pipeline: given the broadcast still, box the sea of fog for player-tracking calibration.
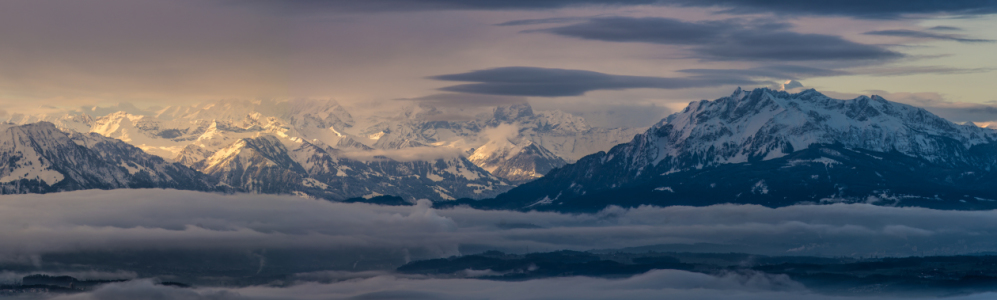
[3,189,997,299]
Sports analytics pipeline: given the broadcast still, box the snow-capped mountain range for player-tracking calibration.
[8,87,997,211]
[2,99,641,200]
[613,87,996,172]
[473,88,997,212]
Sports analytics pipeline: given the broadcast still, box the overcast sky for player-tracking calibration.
[1,0,996,127]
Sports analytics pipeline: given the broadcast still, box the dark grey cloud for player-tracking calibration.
[495,17,590,26]
[534,17,789,45]
[239,0,997,18]
[667,0,997,18]
[928,25,964,31]
[431,66,757,97]
[537,17,903,61]
[865,29,994,43]
[679,65,850,81]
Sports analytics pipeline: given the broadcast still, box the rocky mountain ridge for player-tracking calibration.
[468,88,997,212]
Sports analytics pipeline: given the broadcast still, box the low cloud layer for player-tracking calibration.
[3,189,997,262]
[432,66,756,96]
[48,271,997,300]
[535,17,903,61]
[6,189,997,299]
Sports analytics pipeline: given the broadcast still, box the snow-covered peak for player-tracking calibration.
[0,122,78,186]
[468,124,567,182]
[470,124,528,166]
[644,87,997,168]
[92,111,150,137]
[1,121,70,146]
[532,110,592,133]
[283,99,354,129]
[492,103,534,123]
[279,99,360,149]
[199,135,299,174]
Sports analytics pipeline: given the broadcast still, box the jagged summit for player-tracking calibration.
[492,103,535,124]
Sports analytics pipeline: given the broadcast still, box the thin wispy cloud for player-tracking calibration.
[865,29,994,43]
[397,93,529,107]
[853,65,997,76]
